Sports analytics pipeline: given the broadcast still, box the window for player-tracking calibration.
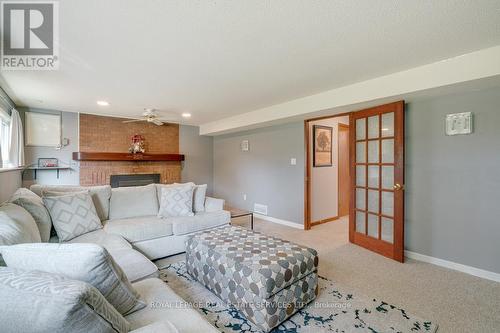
[0,109,10,168]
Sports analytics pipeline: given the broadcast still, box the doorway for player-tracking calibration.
[304,113,350,229]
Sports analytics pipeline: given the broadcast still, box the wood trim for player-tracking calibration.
[310,216,339,226]
[304,120,311,230]
[337,123,350,217]
[305,111,352,122]
[73,152,185,162]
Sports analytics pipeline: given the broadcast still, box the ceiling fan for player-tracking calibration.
[122,109,170,126]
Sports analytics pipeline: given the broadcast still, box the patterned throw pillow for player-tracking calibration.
[0,267,130,333]
[158,185,195,218]
[2,243,146,316]
[173,182,207,213]
[43,192,102,242]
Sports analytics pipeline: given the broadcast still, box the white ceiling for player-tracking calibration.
[1,0,500,126]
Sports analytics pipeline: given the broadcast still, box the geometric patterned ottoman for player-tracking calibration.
[186,225,319,332]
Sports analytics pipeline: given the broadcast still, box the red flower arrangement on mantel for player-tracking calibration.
[129,134,145,154]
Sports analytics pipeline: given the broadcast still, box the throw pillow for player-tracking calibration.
[109,184,159,220]
[43,192,102,242]
[9,188,52,242]
[158,185,195,218]
[0,267,130,333]
[31,184,112,221]
[2,243,146,315]
[173,182,207,213]
[0,203,41,245]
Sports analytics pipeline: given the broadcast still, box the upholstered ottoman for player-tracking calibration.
[186,225,319,332]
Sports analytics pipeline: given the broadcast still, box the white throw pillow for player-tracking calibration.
[174,182,207,213]
[43,192,102,242]
[2,243,146,315]
[158,185,195,218]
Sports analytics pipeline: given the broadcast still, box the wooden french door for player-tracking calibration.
[349,101,405,262]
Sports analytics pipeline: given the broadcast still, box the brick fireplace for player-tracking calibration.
[77,114,182,186]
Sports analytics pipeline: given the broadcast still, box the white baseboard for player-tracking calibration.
[253,213,304,230]
[405,250,500,283]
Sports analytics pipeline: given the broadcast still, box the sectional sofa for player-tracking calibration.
[0,183,231,332]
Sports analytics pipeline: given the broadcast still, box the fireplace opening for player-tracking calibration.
[110,174,160,188]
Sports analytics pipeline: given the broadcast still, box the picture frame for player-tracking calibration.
[25,111,62,147]
[313,125,333,167]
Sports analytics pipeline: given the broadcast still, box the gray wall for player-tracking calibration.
[19,108,80,187]
[0,169,22,203]
[179,125,214,195]
[213,122,304,224]
[405,87,500,274]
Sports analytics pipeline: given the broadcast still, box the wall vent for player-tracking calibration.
[254,203,268,216]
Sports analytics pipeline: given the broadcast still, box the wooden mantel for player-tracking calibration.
[73,152,185,162]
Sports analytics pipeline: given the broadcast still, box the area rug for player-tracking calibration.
[158,261,438,333]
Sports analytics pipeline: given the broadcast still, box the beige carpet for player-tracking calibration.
[157,216,500,333]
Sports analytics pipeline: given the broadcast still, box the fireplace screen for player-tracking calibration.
[110,174,160,188]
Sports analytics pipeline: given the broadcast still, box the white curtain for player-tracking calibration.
[8,108,24,167]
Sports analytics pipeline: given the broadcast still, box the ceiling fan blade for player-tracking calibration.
[152,119,164,126]
[122,119,145,123]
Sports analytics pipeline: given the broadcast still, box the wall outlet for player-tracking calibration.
[254,203,268,215]
[290,158,297,165]
[243,194,247,201]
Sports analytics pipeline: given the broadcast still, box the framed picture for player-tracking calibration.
[25,111,62,147]
[313,125,332,167]
[38,158,58,168]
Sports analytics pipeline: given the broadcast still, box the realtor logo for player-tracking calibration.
[1,1,59,70]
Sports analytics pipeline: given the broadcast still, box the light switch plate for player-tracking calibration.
[241,140,249,151]
[445,112,473,136]
[290,158,297,165]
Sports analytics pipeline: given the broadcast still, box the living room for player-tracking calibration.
[1,1,499,333]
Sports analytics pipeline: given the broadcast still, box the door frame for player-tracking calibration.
[337,123,350,217]
[304,112,351,230]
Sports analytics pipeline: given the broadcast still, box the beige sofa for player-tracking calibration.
[30,184,230,282]
[2,183,229,332]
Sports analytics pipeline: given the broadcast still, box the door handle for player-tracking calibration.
[393,183,404,191]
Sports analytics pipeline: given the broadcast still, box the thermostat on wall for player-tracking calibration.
[445,112,473,136]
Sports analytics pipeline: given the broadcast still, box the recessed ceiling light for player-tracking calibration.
[97,100,109,106]
[181,113,191,118]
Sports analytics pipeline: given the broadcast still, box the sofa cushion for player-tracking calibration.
[109,248,159,283]
[0,203,41,245]
[31,184,112,221]
[110,184,159,220]
[0,267,130,333]
[9,188,52,242]
[104,216,173,243]
[130,321,179,333]
[66,228,132,250]
[2,243,146,316]
[158,185,194,218]
[169,210,230,236]
[126,278,219,333]
[43,192,102,242]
